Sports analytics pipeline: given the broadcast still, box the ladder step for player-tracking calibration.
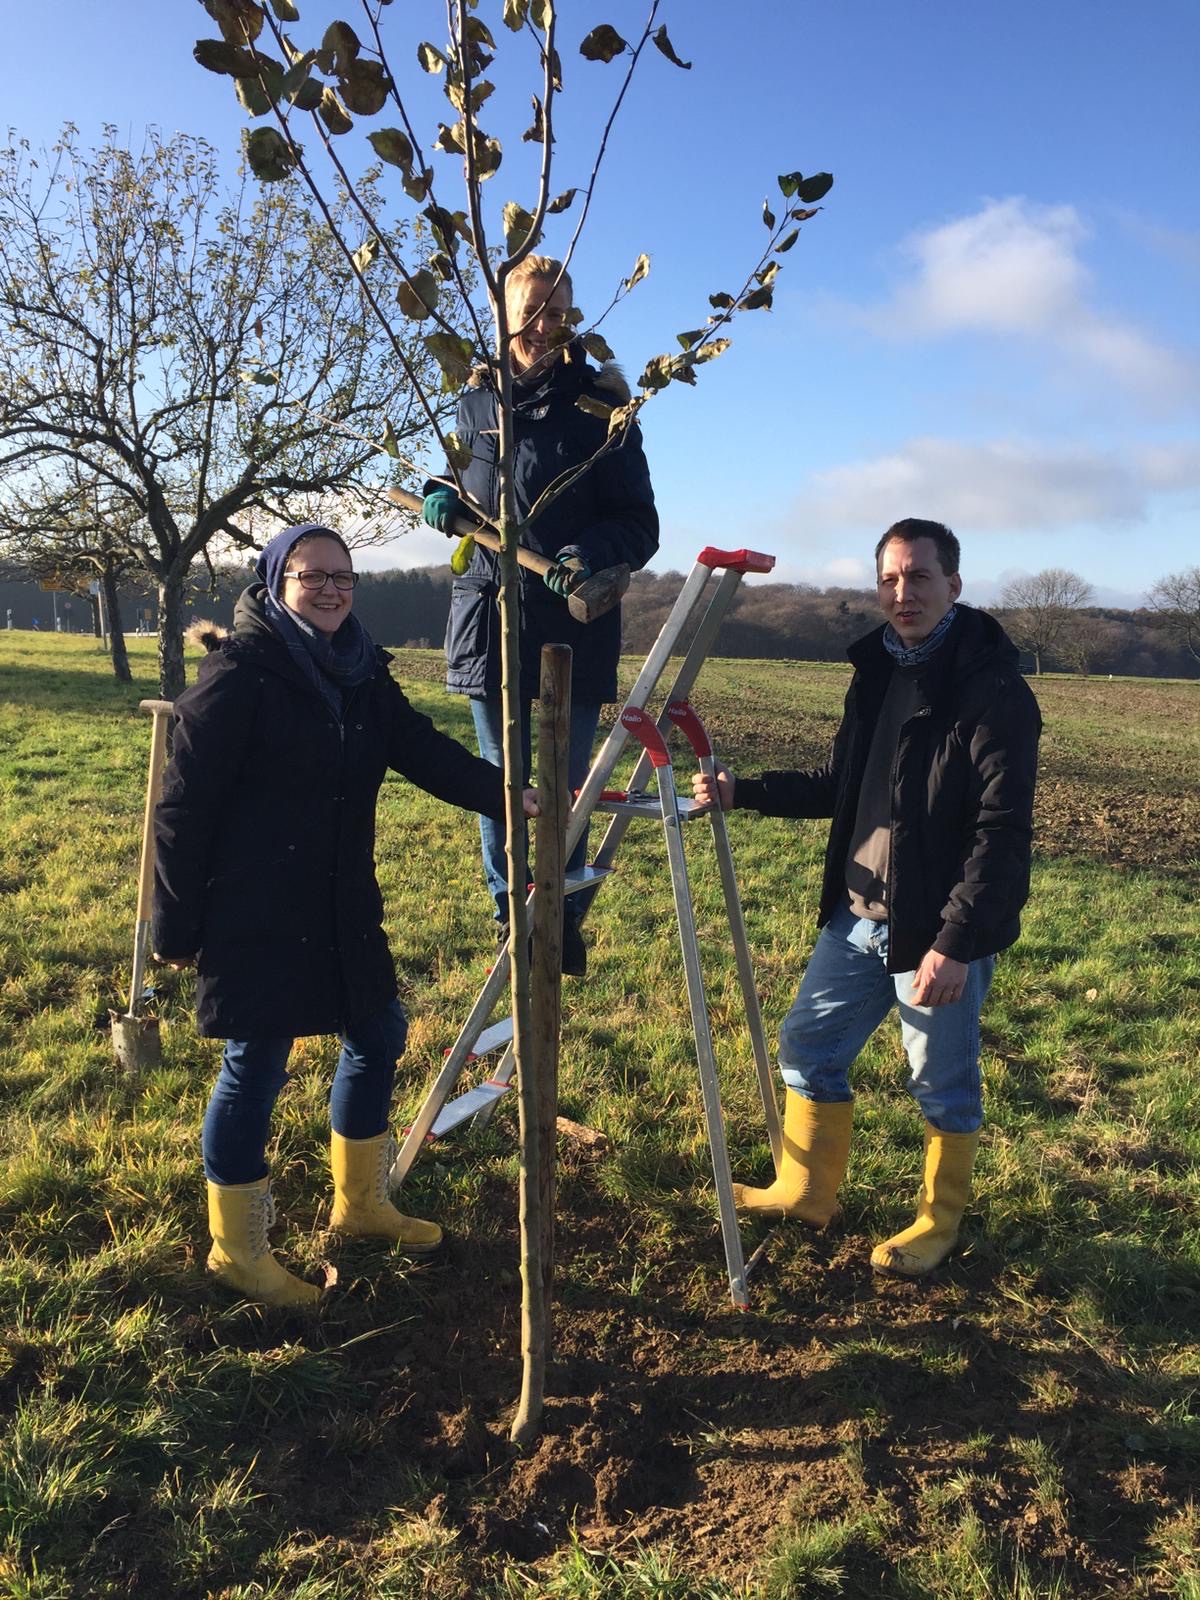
[430,1079,511,1137]
[451,1018,512,1058]
[594,795,709,820]
[564,865,614,893]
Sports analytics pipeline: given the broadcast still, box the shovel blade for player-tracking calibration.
[110,1010,161,1074]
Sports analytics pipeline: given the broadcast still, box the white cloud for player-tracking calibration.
[352,520,453,571]
[860,198,1199,407]
[880,198,1089,337]
[792,436,1200,535]
[823,555,873,585]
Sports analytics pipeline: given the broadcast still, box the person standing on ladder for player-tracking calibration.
[693,519,1041,1277]
[422,255,659,977]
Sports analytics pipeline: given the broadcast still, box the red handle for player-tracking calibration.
[697,547,775,574]
[620,706,672,768]
[665,700,712,759]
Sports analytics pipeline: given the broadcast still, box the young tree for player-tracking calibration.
[1147,565,1200,663]
[997,567,1094,674]
[0,125,451,698]
[189,0,831,1438]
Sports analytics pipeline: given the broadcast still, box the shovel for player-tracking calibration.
[111,698,173,1074]
[386,487,630,623]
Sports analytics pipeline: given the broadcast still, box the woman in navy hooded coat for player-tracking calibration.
[153,524,536,1307]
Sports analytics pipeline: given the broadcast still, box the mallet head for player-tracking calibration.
[566,563,630,624]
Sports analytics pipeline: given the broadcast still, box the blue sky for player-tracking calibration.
[8,1,1198,604]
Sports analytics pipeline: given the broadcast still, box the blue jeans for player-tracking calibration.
[202,999,409,1185]
[777,903,994,1134]
[469,694,602,924]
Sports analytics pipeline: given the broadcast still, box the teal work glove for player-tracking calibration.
[544,553,592,598]
[422,487,464,534]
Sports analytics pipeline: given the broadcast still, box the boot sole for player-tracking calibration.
[329,1225,445,1258]
[206,1261,321,1309]
[870,1244,955,1278]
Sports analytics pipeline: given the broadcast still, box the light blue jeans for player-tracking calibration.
[778,903,994,1133]
[469,694,603,924]
[202,999,409,1185]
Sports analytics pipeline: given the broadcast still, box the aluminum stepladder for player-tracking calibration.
[608,699,782,1307]
[389,545,784,1305]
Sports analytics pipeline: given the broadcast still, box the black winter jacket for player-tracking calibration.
[152,587,506,1038]
[439,345,658,702]
[734,607,1041,972]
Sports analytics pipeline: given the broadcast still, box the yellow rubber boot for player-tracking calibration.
[732,1093,853,1225]
[206,1178,321,1308]
[330,1132,442,1255]
[871,1124,980,1277]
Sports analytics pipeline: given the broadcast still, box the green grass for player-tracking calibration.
[1,631,1198,1598]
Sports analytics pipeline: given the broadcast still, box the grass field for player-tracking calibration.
[1,631,1197,1600]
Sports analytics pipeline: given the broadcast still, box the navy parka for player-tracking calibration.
[153,587,506,1038]
[440,344,659,703]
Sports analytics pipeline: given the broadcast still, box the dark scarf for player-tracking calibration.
[882,604,958,668]
[263,593,378,716]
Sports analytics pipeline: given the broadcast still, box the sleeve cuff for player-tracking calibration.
[933,923,977,963]
[730,777,767,812]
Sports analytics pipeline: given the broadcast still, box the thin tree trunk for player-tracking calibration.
[157,566,187,701]
[511,645,570,1446]
[102,567,132,684]
[492,386,542,1440]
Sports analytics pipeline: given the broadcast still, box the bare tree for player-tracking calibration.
[0,125,451,698]
[1056,612,1100,677]
[997,568,1094,674]
[1147,565,1200,663]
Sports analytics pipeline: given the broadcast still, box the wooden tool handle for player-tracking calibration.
[134,704,172,924]
[386,487,555,580]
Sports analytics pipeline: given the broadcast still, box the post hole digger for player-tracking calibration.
[110,698,173,1072]
[385,486,630,624]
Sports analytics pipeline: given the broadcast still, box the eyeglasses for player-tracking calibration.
[283,569,358,591]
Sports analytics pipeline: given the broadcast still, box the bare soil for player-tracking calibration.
[216,1170,1191,1599]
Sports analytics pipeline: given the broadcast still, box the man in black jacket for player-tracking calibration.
[693,519,1041,1276]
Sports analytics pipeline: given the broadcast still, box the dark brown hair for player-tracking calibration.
[875,518,960,576]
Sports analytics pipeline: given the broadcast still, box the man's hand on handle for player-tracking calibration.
[910,949,969,1008]
[692,763,736,812]
[544,553,592,599]
[422,487,464,534]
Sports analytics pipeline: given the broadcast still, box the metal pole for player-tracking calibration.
[619,708,750,1310]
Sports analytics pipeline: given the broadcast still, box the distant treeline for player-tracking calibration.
[2,565,1194,679]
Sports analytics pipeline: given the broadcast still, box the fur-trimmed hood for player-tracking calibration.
[185,619,229,655]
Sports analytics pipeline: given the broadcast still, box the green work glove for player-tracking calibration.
[544,553,591,599]
[422,487,464,534]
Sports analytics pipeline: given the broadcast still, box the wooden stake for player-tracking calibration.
[510,643,570,1446]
